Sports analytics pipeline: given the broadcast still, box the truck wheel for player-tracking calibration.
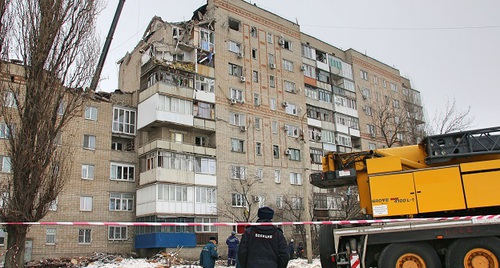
[445,237,500,268]
[319,224,336,268]
[378,242,441,268]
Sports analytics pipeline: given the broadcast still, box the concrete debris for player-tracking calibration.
[25,249,198,268]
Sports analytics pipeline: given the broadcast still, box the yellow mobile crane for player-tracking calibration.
[310,126,500,268]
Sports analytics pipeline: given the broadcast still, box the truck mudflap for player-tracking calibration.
[310,168,357,188]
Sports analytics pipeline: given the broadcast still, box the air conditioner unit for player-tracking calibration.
[230,98,237,105]
[300,65,306,71]
[284,125,289,131]
[269,63,276,69]
[240,125,247,132]
[282,101,288,107]
[237,52,244,58]
[316,134,322,140]
[253,196,260,202]
[240,76,246,82]
[278,38,285,45]
[284,149,291,155]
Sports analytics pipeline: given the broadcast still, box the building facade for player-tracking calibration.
[1,0,424,260]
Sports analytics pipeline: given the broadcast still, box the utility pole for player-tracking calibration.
[89,0,126,92]
[300,116,313,263]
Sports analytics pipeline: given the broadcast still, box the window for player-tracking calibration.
[305,86,318,100]
[310,149,322,164]
[230,113,245,126]
[285,103,298,116]
[256,142,262,156]
[361,88,371,99]
[254,117,261,129]
[111,141,123,151]
[284,80,296,93]
[0,229,5,245]
[80,196,93,211]
[390,83,398,92]
[368,143,377,150]
[288,148,301,161]
[109,226,128,241]
[231,139,245,153]
[367,124,376,137]
[3,91,17,107]
[272,121,278,133]
[290,173,302,185]
[276,196,283,209]
[195,187,217,204]
[360,70,368,80]
[269,75,275,88]
[158,95,193,115]
[280,39,293,50]
[78,229,91,244]
[252,48,257,59]
[318,89,332,103]
[256,168,263,181]
[83,135,96,149]
[112,107,136,135]
[195,217,218,232]
[171,132,184,143]
[156,152,195,172]
[252,70,259,83]
[303,64,315,78]
[253,93,261,107]
[195,157,216,174]
[110,163,135,181]
[267,32,273,43]
[228,17,240,31]
[274,170,281,183]
[301,44,314,59]
[365,106,372,116]
[195,136,208,147]
[228,40,242,53]
[109,193,134,211]
[230,88,244,102]
[81,164,94,180]
[282,59,294,72]
[393,99,400,109]
[199,28,214,51]
[285,124,300,137]
[48,198,57,211]
[273,145,280,158]
[157,184,188,201]
[270,98,277,110]
[0,156,11,173]
[232,193,246,207]
[337,134,352,147]
[383,79,387,88]
[0,123,12,139]
[268,53,275,65]
[195,76,215,92]
[250,26,257,38]
[373,76,379,85]
[228,63,243,77]
[291,197,303,210]
[46,228,56,245]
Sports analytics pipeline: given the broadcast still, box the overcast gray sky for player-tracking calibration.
[96,0,500,129]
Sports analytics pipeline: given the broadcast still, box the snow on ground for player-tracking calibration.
[86,257,322,268]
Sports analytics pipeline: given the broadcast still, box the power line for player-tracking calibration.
[300,24,500,31]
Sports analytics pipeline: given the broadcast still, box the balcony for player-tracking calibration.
[140,82,194,103]
[349,128,361,137]
[138,94,194,130]
[138,139,216,157]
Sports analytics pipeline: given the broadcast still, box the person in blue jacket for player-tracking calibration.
[226,231,239,266]
[200,236,219,268]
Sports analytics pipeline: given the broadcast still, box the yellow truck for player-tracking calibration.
[310,126,500,268]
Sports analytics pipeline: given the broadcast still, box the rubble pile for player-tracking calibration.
[25,248,198,268]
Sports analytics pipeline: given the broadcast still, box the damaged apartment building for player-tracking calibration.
[117,0,423,252]
[0,0,424,260]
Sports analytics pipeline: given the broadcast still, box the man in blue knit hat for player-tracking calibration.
[237,206,289,268]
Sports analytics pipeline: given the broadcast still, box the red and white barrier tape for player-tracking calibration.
[1,215,499,227]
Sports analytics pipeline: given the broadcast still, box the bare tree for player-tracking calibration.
[368,93,407,148]
[218,174,260,223]
[427,98,475,135]
[400,88,426,145]
[0,1,100,267]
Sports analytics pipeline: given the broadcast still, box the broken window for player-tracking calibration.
[228,18,240,31]
[316,50,327,64]
[250,26,257,38]
[228,63,243,77]
[199,28,214,51]
[280,39,293,51]
[252,48,257,59]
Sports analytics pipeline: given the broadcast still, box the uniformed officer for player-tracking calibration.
[237,206,289,268]
[226,231,239,266]
[200,236,219,268]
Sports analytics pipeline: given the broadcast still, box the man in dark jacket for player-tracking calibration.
[238,206,289,268]
[226,231,239,266]
[200,236,219,268]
